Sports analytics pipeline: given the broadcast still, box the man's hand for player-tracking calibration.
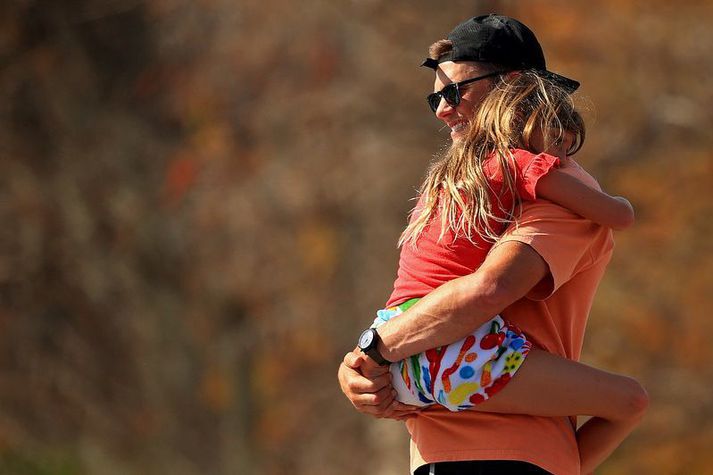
[338,349,423,420]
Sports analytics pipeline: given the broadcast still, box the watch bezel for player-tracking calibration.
[357,328,390,366]
[358,328,375,350]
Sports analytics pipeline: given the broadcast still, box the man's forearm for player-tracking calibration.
[377,241,549,362]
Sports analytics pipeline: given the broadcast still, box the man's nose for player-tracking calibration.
[435,97,453,120]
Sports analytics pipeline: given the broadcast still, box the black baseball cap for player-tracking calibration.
[422,14,580,93]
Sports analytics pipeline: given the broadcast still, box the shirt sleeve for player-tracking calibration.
[492,200,613,300]
[510,150,560,202]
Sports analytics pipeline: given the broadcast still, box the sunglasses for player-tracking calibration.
[426,71,503,113]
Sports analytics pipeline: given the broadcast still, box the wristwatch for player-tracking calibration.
[357,328,391,366]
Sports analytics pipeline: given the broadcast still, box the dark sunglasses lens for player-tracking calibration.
[426,84,461,113]
[442,84,459,107]
[427,93,441,112]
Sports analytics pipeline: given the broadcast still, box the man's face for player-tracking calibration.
[433,61,495,141]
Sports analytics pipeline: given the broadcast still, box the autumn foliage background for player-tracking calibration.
[1,0,711,474]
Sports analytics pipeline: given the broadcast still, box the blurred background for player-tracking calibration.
[1,0,711,474]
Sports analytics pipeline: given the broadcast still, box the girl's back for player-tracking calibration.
[386,149,560,308]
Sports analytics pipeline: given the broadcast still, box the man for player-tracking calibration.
[339,14,630,475]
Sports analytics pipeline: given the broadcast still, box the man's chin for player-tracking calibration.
[450,131,466,141]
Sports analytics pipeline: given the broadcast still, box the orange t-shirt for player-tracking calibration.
[406,160,614,475]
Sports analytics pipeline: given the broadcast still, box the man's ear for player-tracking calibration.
[504,71,521,81]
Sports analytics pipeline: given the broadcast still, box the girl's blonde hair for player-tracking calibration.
[399,70,586,248]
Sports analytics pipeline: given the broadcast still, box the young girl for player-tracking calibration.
[367,71,646,474]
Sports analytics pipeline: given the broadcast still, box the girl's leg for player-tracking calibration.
[474,349,649,475]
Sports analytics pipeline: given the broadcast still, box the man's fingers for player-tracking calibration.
[343,350,364,369]
[338,355,406,419]
[359,386,396,415]
[380,399,425,419]
[387,408,422,418]
[342,377,396,416]
[360,352,390,376]
[389,412,419,421]
[362,362,390,378]
[345,366,391,394]
[354,381,395,408]
[338,361,393,412]
[389,401,423,412]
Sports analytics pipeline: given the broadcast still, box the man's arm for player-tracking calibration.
[376,240,549,362]
[338,240,549,417]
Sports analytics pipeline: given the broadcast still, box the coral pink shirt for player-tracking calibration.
[386,149,560,308]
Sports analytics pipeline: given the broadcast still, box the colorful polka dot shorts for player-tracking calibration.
[372,298,532,412]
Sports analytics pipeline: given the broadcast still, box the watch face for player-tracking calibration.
[358,329,374,349]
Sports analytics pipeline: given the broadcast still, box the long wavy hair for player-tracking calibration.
[398,70,586,248]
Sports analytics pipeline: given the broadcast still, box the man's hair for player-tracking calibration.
[428,39,453,61]
[399,70,586,248]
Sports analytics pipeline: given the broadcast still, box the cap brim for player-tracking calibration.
[421,57,440,69]
[540,70,580,93]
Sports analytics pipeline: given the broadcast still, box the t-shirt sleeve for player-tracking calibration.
[511,150,560,202]
[492,200,612,300]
